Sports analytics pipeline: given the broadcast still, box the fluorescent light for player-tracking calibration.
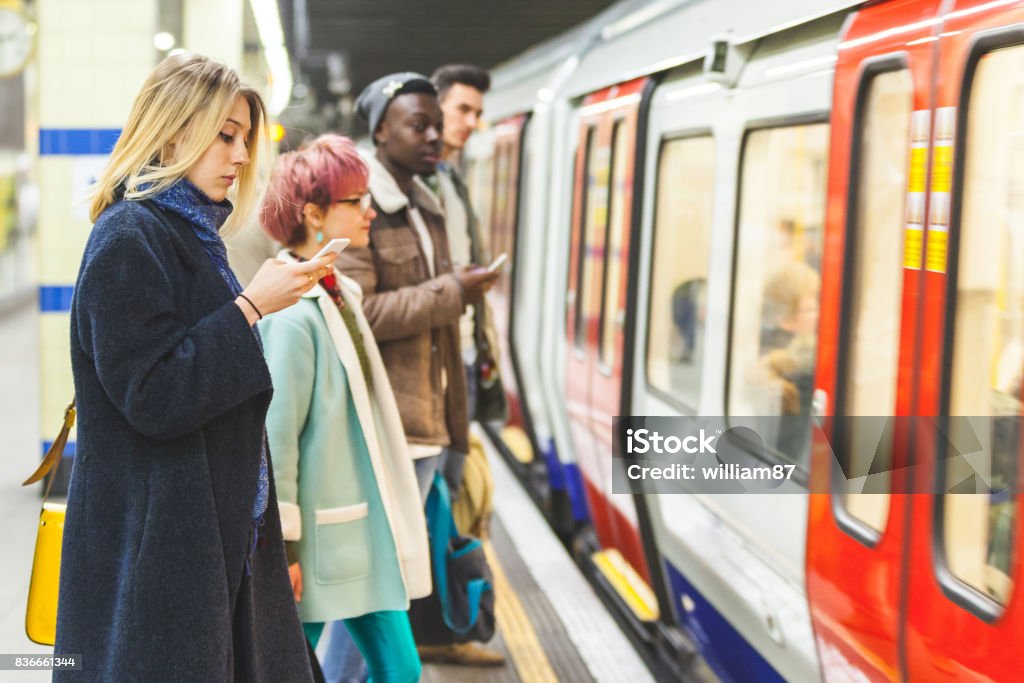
[664,82,722,102]
[249,0,293,115]
[838,18,940,51]
[249,0,285,46]
[600,0,681,41]
[764,55,837,78]
[578,92,642,116]
[263,45,293,116]
[153,32,175,51]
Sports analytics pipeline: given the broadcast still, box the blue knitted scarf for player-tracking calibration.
[149,179,270,524]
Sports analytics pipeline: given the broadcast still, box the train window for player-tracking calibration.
[645,135,715,410]
[728,123,829,467]
[574,127,606,349]
[598,120,630,370]
[941,45,1024,607]
[493,143,514,264]
[466,153,493,244]
[837,67,914,534]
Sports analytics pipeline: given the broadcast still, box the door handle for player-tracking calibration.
[812,389,828,418]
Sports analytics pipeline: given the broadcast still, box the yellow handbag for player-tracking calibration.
[22,399,75,646]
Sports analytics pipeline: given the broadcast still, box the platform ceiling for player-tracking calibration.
[281,0,617,129]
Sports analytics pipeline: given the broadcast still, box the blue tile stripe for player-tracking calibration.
[39,128,121,156]
[39,285,74,313]
[42,440,76,458]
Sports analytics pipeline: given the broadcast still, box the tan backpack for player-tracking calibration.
[451,434,495,540]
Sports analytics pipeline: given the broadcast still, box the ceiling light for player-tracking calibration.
[153,32,175,51]
[249,0,293,115]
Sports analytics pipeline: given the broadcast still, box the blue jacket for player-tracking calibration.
[56,200,311,682]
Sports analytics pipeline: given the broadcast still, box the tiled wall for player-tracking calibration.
[34,0,262,465]
[184,0,243,70]
[35,0,157,460]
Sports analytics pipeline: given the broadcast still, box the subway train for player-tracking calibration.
[460,0,1024,680]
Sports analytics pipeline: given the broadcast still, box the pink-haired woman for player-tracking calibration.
[259,134,430,682]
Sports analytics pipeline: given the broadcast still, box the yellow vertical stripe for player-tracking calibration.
[903,227,923,270]
[925,229,948,273]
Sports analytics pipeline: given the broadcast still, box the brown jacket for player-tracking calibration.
[337,154,469,454]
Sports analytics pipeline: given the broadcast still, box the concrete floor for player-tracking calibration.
[0,302,51,682]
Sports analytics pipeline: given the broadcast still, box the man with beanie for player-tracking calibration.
[340,72,496,500]
[327,73,503,672]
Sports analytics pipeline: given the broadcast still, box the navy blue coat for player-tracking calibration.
[54,200,313,682]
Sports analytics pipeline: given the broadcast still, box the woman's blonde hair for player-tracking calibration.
[89,52,267,235]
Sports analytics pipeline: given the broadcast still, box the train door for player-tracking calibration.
[806,1,942,680]
[565,77,659,619]
[902,2,1024,680]
[486,114,536,462]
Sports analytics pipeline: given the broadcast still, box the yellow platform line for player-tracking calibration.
[484,540,559,683]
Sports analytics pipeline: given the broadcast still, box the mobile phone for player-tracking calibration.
[313,238,350,261]
[486,253,508,273]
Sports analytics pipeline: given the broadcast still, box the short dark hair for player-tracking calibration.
[432,64,491,100]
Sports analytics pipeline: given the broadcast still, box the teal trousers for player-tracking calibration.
[304,610,421,683]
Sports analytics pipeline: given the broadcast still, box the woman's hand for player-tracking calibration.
[235,254,337,323]
[289,562,303,603]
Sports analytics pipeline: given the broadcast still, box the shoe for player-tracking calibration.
[417,642,506,667]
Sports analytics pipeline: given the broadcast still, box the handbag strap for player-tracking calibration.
[23,398,76,505]
[425,471,491,635]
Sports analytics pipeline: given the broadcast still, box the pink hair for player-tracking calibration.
[261,134,369,245]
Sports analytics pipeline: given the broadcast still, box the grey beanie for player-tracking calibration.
[355,72,437,138]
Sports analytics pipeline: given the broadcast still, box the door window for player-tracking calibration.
[599,120,631,369]
[942,45,1024,607]
[646,135,715,410]
[728,123,829,467]
[837,67,914,534]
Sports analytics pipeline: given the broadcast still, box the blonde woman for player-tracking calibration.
[260,135,430,682]
[55,53,336,682]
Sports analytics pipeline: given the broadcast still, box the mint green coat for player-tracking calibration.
[261,256,431,623]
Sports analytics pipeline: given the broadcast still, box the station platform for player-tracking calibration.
[0,301,658,682]
[418,426,655,683]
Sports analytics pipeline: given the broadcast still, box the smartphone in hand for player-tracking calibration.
[486,253,508,274]
[313,238,350,261]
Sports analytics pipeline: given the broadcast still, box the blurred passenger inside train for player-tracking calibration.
[259,134,431,683]
[757,260,819,409]
[759,260,821,360]
[56,53,336,682]
[671,278,706,364]
[753,261,821,456]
